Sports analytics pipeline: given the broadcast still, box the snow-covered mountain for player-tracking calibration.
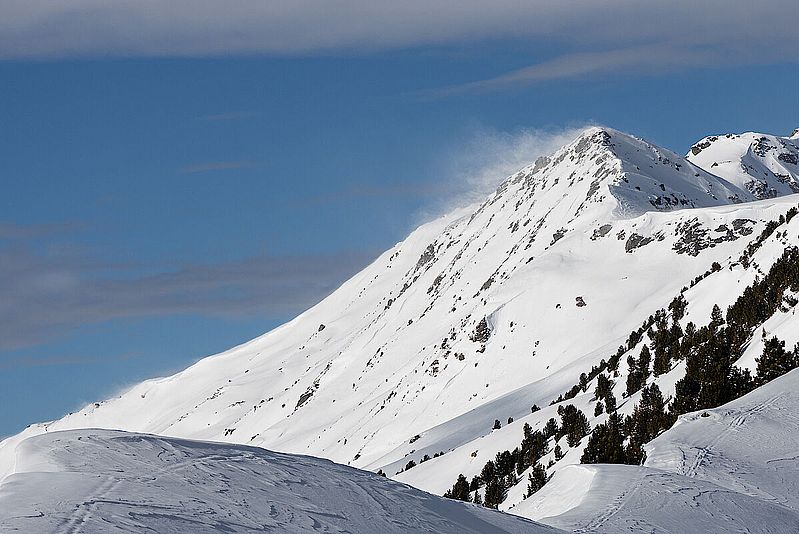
[0,429,558,533]
[2,125,799,532]
[688,129,799,199]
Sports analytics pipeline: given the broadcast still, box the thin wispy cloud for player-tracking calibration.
[431,45,720,95]
[0,221,85,240]
[0,226,376,351]
[2,1,797,89]
[179,160,257,174]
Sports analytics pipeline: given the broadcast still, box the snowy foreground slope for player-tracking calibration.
[0,429,558,533]
[518,369,799,533]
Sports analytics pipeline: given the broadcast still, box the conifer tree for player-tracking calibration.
[544,418,559,439]
[557,404,590,447]
[580,412,625,464]
[594,401,604,417]
[594,374,613,401]
[638,345,651,381]
[604,391,617,413]
[480,460,496,485]
[526,463,548,496]
[624,383,672,464]
[755,336,797,384]
[483,479,504,509]
[446,474,471,501]
[626,354,643,396]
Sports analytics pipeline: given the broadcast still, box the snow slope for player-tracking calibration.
[516,464,799,533]
[646,367,799,510]
[516,369,799,533]
[1,126,798,527]
[0,429,559,533]
[688,130,799,199]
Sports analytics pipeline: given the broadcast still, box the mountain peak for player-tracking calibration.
[686,130,799,198]
[507,126,751,220]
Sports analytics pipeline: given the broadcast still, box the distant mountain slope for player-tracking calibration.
[0,429,559,534]
[688,130,799,199]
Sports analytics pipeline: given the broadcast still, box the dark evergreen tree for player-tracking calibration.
[483,479,505,509]
[710,304,725,331]
[526,463,548,496]
[624,384,673,464]
[668,295,687,322]
[626,354,643,397]
[756,336,798,385]
[493,419,502,430]
[495,450,514,479]
[604,391,617,413]
[594,374,613,401]
[554,444,564,461]
[543,418,558,439]
[594,401,604,417]
[520,424,549,470]
[445,474,471,501]
[580,412,625,464]
[480,460,496,485]
[557,404,590,447]
[638,345,651,381]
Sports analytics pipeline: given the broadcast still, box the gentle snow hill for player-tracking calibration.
[515,369,799,533]
[514,464,799,533]
[0,429,561,533]
[1,127,797,511]
[688,129,799,199]
[646,367,799,510]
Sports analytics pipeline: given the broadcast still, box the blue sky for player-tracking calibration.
[1,1,798,437]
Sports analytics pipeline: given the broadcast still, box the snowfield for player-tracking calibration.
[0,429,560,533]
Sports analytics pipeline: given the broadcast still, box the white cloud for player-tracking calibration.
[2,0,797,75]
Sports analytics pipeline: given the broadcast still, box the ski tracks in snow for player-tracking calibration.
[683,394,782,479]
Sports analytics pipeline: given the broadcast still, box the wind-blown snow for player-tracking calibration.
[0,429,560,533]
